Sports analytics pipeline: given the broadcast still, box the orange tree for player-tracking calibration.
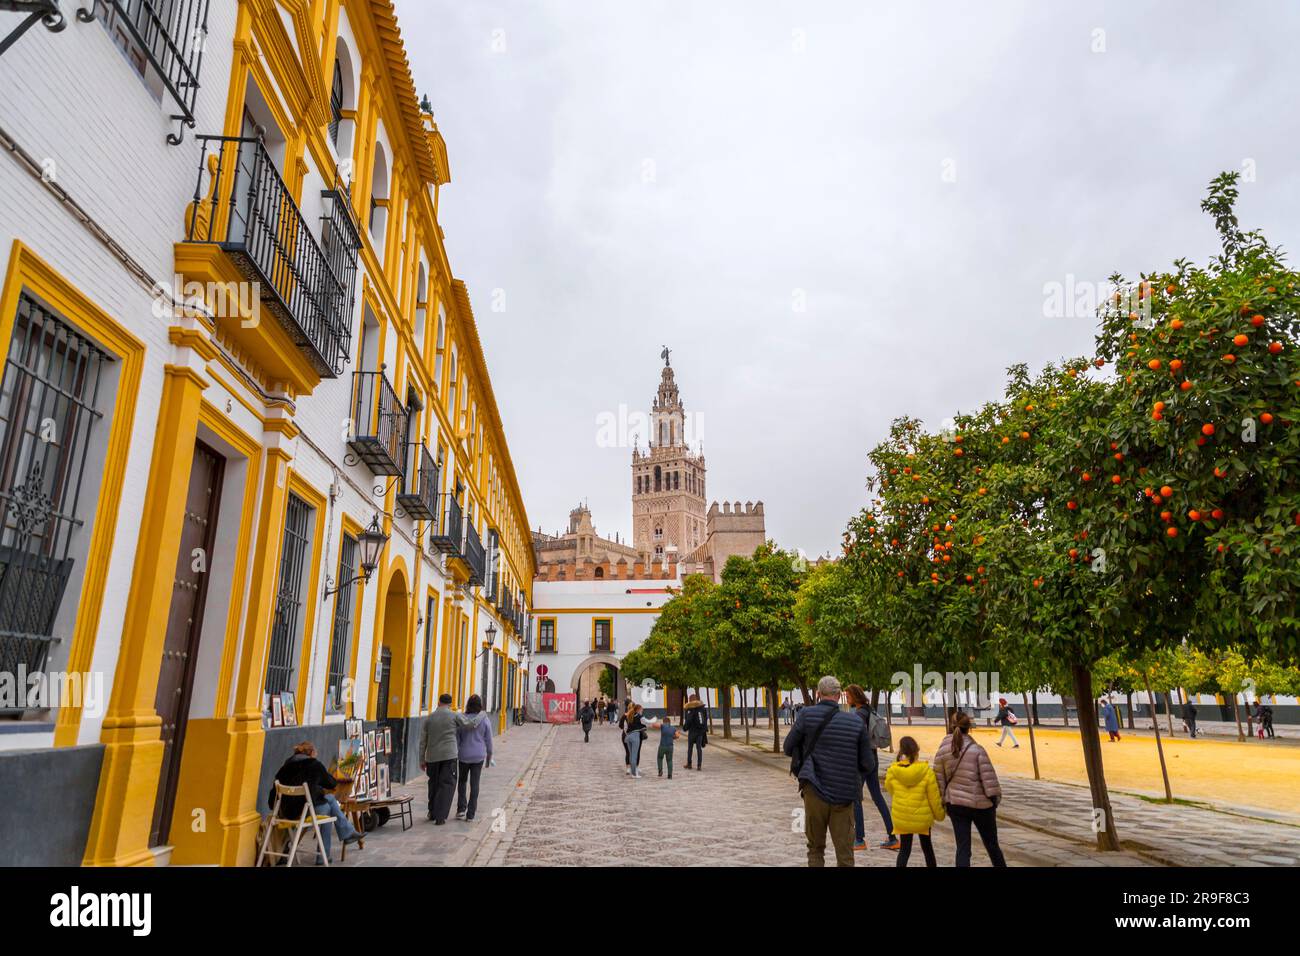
[622,574,720,714]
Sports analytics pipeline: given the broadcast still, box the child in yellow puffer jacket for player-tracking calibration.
[884,736,945,867]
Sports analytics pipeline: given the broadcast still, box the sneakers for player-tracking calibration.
[455,811,466,821]
[880,837,901,851]
[625,767,631,775]
[853,840,867,852]
[343,833,361,846]
[1013,744,1020,748]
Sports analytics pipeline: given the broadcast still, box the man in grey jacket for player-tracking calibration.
[419,694,480,824]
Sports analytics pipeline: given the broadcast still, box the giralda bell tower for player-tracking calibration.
[631,349,707,561]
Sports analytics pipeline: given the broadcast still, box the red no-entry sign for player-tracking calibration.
[536,664,549,678]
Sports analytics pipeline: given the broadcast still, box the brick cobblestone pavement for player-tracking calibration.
[334,721,549,867]
[480,723,1151,867]
[333,719,1300,867]
[710,732,1300,868]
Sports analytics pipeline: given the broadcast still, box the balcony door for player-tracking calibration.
[151,441,224,847]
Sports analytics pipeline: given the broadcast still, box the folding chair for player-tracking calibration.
[255,782,334,867]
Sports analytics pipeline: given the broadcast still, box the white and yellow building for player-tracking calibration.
[0,0,532,866]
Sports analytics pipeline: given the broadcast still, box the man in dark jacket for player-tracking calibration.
[682,694,708,770]
[579,700,594,742]
[783,675,872,867]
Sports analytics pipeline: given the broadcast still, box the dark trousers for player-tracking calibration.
[948,804,1007,867]
[853,767,894,841]
[802,787,855,867]
[1186,717,1197,737]
[686,736,704,768]
[622,736,629,765]
[426,758,457,822]
[657,746,673,777]
[582,722,592,742]
[897,832,936,867]
[456,760,483,818]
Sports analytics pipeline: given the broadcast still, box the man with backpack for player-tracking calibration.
[846,684,898,851]
[783,676,874,867]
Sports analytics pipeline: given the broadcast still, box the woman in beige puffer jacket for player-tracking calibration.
[933,712,1007,867]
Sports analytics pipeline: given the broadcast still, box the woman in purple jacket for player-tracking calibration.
[455,695,494,821]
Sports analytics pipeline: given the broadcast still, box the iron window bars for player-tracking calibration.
[324,531,358,715]
[347,368,407,476]
[0,294,108,712]
[187,134,354,377]
[463,518,485,587]
[78,0,210,144]
[265,492,311,699]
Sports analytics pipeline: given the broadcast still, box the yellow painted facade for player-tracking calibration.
[0,0,533,867]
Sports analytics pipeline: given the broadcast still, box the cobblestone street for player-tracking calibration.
[471,722,1151,867]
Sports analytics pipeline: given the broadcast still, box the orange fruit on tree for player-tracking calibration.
[1180,380,1193,391]
[1223,353,1236,363]
[1147,359,1162,370]
[1211,508,1223,520]
[1261,412,1274,424]
[1111,475,1122,484]
[1170,318,1184,330]
[1067,500,1078,510]
[1233,333,1249,347]
[1169,359,1183,372]
[1167,526,1178,537]
[1189,509,1202,521]
[1202,423,1215,436]
[1251,314,1265,327]
[1269,341,1284,354]
[1160,510,1172,521]
[1160,485,1174,498]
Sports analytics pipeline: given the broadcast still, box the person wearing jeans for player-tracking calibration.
[625,704,647,777]
[455,694,493,821]
[846,685,897,850]
[933,712,1007,867]
[270,741,360,864]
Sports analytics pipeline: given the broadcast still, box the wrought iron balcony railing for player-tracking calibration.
[79,0,211,144]
[462,520,486,587]
[428,494,463,556]
[347,369,407,476]
[186,134,354,377]
[486,568,499,603]
[395,442,437,521]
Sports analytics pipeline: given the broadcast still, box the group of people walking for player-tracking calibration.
[577,693,710,779]
[785,675,1007,868]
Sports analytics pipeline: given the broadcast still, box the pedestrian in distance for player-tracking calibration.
[1100,698,1121,741]
[994,697,1020,748]
[455,694,493,822]
[617,703,630,767]
[1257,700,1275,739]
[1184,700,1198,738]
[844,684,897,852]
[624,703,648,778]
[884,736,944,868]
[419,693,479,825]
[655,714,680,778]
[683,692,708,770]
[782,675,874,868]
[933,711,1007,867]
[579,699,594,743]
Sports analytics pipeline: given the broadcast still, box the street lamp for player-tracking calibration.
[323,515,389,597]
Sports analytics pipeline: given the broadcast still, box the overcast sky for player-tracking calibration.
[395,0,1300,558]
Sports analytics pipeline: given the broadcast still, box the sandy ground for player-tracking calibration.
[886,723,1300,821]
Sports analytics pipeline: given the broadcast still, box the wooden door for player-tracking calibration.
[151,442,223,847]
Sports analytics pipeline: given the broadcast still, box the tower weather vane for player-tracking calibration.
[660,346,671,366]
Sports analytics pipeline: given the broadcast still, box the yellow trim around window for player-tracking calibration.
[591,617,612,652]
[536,616,557,653]
[0,242,146,748]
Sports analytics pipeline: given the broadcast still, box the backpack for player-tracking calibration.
[866,708,892,750]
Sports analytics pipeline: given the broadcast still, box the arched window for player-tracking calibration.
[654,466,661,491]
[330,60,344,145]
[369,142,389,254]
[594,567,604,579]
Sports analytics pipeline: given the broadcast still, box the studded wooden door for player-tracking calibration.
[150,442,223,847]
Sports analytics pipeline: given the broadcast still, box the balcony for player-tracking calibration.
[395,442,437,521]
[486,569,499,603]
[428,494,463,556]
[462,521,486,587]
[348,369,408,476]
[178,135,358,392]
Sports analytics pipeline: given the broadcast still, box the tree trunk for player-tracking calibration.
[1062,694,1070,727]
[1164,691,1175,736]
[1023,691,1040,780]
[770,679,780,752]
[1125,691,1135,730]
[1071,664,1120,851]
[1143,674,1173,802]
[1031,689,1041,726]
[743,687,750,746]
[1231,692,1244,742]
[1245,694,1255,738]
[720,687,731,739]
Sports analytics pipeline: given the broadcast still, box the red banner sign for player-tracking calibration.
[543,693,577,724]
